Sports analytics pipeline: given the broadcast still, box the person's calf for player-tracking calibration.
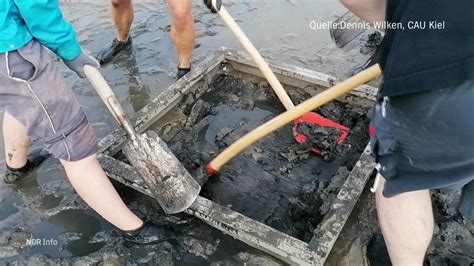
[3,112,31,168]
[168,0,195,70]
[61,154,144,231]
[110,0,134,43]
[375,175,433,265]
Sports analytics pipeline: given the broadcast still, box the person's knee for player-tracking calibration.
[111,0,131,9]
[168,0,193,26]
[339,0,360,11]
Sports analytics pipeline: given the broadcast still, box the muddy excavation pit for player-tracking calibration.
[148,73,370,243]
[97,51,378,265]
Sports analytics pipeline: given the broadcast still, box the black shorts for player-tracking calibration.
[370,80,474,219]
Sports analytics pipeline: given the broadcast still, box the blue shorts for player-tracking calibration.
[370,80,474,219]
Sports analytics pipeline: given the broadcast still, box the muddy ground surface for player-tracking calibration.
[0,1,370,264]
[327,181,474,266]
[1,0,471,265]
[0,72,370,265]
[160,74,370,242]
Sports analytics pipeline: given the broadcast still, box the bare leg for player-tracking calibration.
[340,0,386,26]
[111,0,134,42]
[375,174,434,265]
[3,112,30,169]
[61,154,143,231]
[167,0,195,68]
[4,114,143,231]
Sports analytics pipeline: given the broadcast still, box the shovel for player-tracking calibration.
[207,64,382,174]
[206,0,349,175]
[330,11,368,48]
[84,65,201,214]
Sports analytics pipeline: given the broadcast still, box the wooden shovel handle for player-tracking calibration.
[208,64,382,173]
[84,65,138,139]
[213,1,295,110]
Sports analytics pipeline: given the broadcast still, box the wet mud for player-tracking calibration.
[0,0,430,264]
[326,180,474,265]
[157,74,370,242]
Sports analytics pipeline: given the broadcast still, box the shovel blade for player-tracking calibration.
[123,131,201,214]
[330,12,368,48]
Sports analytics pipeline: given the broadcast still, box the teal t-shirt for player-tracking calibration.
[0,0,81,60]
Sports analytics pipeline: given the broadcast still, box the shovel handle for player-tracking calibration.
[84,65,138,139]
[213,1,295,110]
[207,64,382,174]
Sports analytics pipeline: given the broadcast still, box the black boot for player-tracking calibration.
[4,149,50,184]
[123,222,174,244]
[176,66,191,80]
[96,38,133,65]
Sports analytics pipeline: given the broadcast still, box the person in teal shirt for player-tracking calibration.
[0,0,173,244]
[0,0,81,61]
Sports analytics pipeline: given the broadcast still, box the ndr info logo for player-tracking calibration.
[26,237,58,246]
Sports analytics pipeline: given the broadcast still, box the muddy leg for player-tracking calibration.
[167,0,195,69]
[111,0,134,42]
[375,174,433,265]
[339,0,386,26]
[3,112,31,169]
[61,154,143,231]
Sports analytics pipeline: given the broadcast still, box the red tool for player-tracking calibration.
[292,113,349,154]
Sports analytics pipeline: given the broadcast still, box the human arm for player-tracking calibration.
[13,0,81,60]
[14,0,99,77]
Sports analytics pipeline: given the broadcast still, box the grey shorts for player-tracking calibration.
[370,81,474,219]
[0,40,98,161]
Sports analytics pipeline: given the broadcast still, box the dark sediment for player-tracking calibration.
[161,74,370,242]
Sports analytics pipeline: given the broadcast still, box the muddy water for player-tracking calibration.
[5,0,472,265]
[0,0,371,264]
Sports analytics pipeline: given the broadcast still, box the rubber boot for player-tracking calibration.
[123,221,174,244]
[4,148,50,184]
[96,38,133,65]
[176,66,191,80]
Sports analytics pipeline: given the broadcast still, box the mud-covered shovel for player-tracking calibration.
[84,66,201,214]
[330,11,368,48]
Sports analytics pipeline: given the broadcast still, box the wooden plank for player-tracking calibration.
[224,50,377,101]
[224,50,337,88]
[97,52,226,156]
[308,144,375,263]
[99,154,319,265]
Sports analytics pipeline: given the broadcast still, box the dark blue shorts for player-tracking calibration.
[370,80,474,219]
